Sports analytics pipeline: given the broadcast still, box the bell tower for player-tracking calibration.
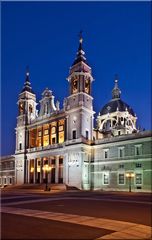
[64,34,95,141]
[15,69,37,184]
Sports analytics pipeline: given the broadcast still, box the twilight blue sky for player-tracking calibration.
[1,1,151,156]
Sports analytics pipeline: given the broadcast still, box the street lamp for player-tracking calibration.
[126,172,135,192]
[42,164,52,191]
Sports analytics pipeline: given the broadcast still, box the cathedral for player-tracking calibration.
[1,35,151,192]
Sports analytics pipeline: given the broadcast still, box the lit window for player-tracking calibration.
[59,132,64,143]
[103,173,109,184]
[43,135,49,146]
[51,127,56,134]
[51,126,56,144]
[44,129,49,135]
[118,174,125,184]
[135,173,142,184]
[59,125,64,131]
[38,131,42,137]
[58,120,64,143]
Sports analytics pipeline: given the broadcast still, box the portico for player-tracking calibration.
[27,155,64,184]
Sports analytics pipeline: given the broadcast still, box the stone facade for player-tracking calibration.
[0,155,15,187]
[1,36,151,192]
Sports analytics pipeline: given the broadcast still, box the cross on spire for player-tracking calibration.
[112,74,121,99]
[78,30,83,43]
[21,66,34,94]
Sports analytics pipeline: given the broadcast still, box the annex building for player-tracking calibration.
[1,36,151,192]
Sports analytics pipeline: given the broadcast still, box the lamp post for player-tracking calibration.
[42,164,51,191]
[126,172,135,192]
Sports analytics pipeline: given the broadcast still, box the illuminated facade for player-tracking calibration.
[14,36,152,192]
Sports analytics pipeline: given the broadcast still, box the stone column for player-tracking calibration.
[55,155,59,183]
[33,159,35,183]
[34,159,37,184]
[27,160,30,184]
[40,158,43,183]
[48,157,51,183]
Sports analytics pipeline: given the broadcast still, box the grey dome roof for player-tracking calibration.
[100,98,135,117]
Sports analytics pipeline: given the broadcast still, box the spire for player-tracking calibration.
[72,31,87,66]
[21,67,34,94]
[112,75,121,99]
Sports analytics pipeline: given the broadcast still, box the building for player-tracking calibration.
[2,35,152,191]
[0,155,15,187]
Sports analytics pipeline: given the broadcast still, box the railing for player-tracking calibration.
[27,143,64,152]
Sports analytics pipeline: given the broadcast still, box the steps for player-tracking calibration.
[1,183,67,191]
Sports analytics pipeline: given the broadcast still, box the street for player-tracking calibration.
[1,188,152,239]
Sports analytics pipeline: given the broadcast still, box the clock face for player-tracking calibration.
[85,79,90,94]
[72,79,78,93]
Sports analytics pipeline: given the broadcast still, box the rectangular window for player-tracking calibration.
[118,174,125,184]
[59,125,64,132]
[86,130,89,140]
[73,130,76,139]
[118,147,124,158]
[43,135,49,146]
[44,129,49,135]
[136,163,142,168]
[37,137,42,147]
[9,178,12,184]
[59,132,64,144]
[51,127,56,134]
[104,150,109,159]
[135,145,142,156]
[19,143,22,150]
[103,173,109,184]
[38,131,42,137]
[119,164,124,169]
[135,173,142,184]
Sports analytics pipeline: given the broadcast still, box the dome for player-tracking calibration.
[100,78,135,117]
[100,98,135,117]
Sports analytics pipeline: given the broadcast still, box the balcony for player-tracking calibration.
[27,143,64,152]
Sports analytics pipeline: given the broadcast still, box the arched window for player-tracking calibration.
[29,104,33,113]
